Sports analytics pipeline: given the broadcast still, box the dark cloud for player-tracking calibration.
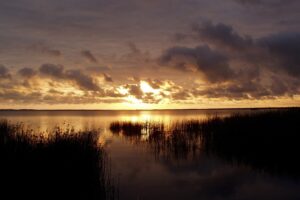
[29,43,62,57]
[193,73,300,100]
[124,84,143,99]
[39,63,100,91]
[18,67,37,78]
[0,65,11,79]
[161,21,300,100]
[159,45,235,83]
[103,73,113,82]
[258,32,300,77]
[39,64,64,78]
[104,89,125,98]
[127,42,141,55]
[142,93,162,104]
[192,23,300,79]
[81,50,98,63]
[192,21,253,51]
[48,89,64,95]
[172,91,192,100]
[119,42,151,65]
[65,69,100,91]
[194,82,268,100]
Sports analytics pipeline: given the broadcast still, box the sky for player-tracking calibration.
[0,0,300,109]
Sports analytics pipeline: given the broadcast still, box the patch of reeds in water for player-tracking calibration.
[110,108,300,178]
[0,120,116,200]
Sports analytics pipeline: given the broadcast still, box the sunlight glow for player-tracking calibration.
[123,95,153,110]
[140,81,160,94]
[126,95,143,104]
[117,86,129,95]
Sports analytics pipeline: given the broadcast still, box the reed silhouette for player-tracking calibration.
[0,121,115,200]
[110,108,300,178]
[199,108,300,178]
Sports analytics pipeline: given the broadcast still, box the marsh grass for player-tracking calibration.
[0,120,115,200]
[110,121,144,136]
[110,108,300,178]
[199,108,300,178]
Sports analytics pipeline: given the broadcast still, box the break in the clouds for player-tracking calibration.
[0,0,299,108]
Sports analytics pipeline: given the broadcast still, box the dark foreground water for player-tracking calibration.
[1,109,299,200]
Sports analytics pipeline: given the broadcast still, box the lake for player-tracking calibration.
[1,109,299,200]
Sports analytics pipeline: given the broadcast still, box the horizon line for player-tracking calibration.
[0,106,299,112]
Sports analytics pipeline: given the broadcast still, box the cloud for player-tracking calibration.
[127,42,141,55]
[161,21,300,100]
[117,42,151,66]
[0,88,124,105]
[39,63,100,91]
[0,1,299,105]
[257,32,300,77]
[192,22,300,78]
[65,69,100,91]
[192,21,253,51]
[0,90,43,103]
[117,79,192,103]
[159,45,235,83]
[145,79,164,89]
[29,43,62,57]
[39,63,64,78]
[0,65,11,79]
[18,67,37,78]
[103,73,113,82]
[193,71,300,100]
[124,84,143,99]
[172,91,192,100]
[81,50,98,63]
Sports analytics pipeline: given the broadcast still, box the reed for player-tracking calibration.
[110,108,300,178]
[0,120,116,200]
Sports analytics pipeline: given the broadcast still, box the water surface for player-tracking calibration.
[1,109,299,200]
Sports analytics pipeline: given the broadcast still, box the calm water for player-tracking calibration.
[1,109,299,200]
[0,109,247,131]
